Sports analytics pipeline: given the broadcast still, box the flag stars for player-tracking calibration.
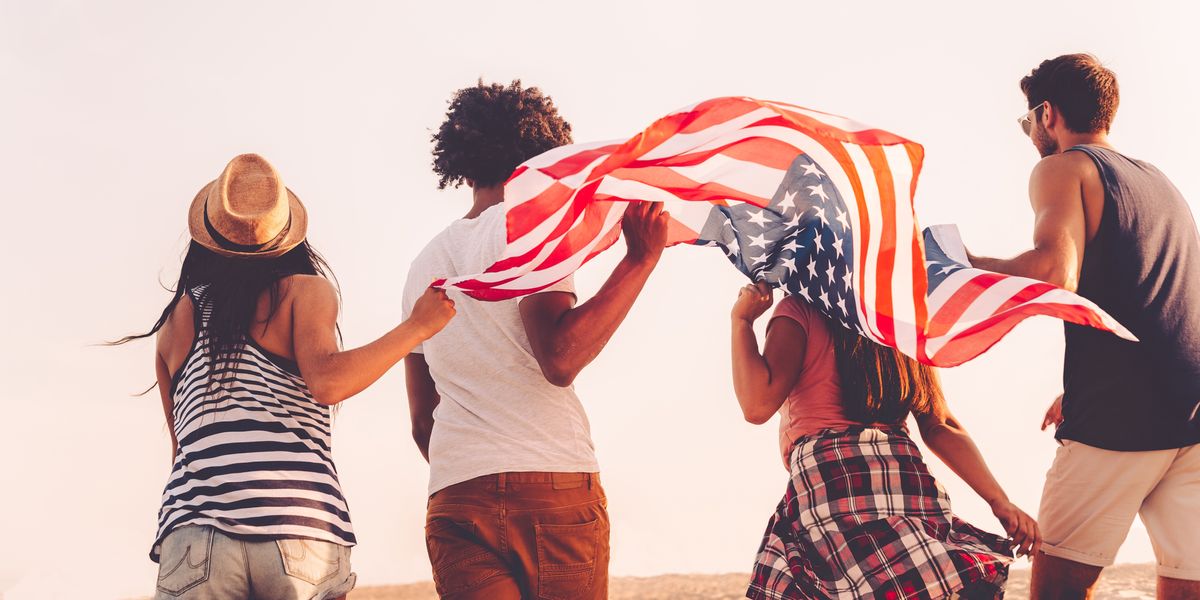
[747,232,770,249]
[835,208,850,230]
[747,209,771,227]
[806,257,818,279]
[832,234,844,258]
[818,287,831,310]
[801,162,824,179]
[797,285,812,303]
[826,263,837,285]
[842,269,854,291]
[778,189,797,212]
[724,237,740,256]
[781,256,797,274]
[836,295,847,316]
[808,184,829,201]
[812,206,829,227]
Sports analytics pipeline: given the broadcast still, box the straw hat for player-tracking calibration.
[188,154,308,258]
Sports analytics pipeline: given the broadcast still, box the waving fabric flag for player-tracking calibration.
[437,96,1134,366]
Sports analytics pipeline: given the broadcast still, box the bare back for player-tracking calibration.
[156,275,316,384]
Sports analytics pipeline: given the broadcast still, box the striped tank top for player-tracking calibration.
[151,285,355,561]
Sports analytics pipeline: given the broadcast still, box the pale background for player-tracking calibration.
[2,1,1197,598]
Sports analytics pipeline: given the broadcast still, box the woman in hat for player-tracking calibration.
[118,154,456,600]
[730,282,1039,599]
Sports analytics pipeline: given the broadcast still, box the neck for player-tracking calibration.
[465,184,504,219]
[1057,130,1112,153]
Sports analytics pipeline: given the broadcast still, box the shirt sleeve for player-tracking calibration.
[768,295,813,334]
[537,273,577,298]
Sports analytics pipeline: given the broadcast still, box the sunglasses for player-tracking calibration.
[1018,103,1047,136]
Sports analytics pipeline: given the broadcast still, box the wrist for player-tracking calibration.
[985,493,1010,509]
[400,318,436,342]
[623,248,662,269]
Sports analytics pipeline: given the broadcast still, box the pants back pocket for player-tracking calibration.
[156,526,214,596]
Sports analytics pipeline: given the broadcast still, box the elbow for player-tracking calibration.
[537,355,579,388]
[1043,268,1078,292]
[740,396,781,425]
[308,382,345,406]
[743,409,774,425]
[541,363,578,388]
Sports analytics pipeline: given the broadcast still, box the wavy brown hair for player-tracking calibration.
[828,324,942,423]
[431,79,572,189]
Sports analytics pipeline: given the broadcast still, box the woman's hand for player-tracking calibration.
[990,497,1041,558]
[410,287,456,339]
[731,281,774,323]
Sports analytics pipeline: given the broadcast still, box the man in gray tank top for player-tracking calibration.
[968,54,1200,599]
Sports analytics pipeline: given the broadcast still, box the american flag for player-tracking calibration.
[438,96,1134,366]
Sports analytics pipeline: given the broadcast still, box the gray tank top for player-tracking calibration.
[1060,145,1200,451]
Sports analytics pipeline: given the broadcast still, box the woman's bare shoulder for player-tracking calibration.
[277,274,338,309]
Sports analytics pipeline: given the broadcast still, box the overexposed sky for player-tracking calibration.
[2,1,1198,598]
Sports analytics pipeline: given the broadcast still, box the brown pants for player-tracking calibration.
[425,472,609,599]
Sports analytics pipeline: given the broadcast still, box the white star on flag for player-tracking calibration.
[808,184,829,201]
[835,207,850,230]
[778,189,797,212]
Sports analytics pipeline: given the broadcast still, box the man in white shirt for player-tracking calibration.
[402,80,668,600]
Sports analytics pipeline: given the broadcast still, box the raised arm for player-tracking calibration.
[519,201,669,387]
[730,282,807,424]
[293,277,456,405]
[968,154,1087,291]
[915,395,1041,557]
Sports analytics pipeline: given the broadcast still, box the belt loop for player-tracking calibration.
[587,473,593,490]
[498,472,506,491]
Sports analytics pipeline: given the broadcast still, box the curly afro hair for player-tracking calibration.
[431,80,573,190]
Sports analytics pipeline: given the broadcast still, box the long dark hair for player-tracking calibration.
[828,324,942,423]
[113,240,338,379]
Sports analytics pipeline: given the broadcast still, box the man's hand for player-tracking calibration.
[1041,394,1064,431]
[622,201,670,264]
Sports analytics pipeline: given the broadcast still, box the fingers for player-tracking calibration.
[1007,512,1038,558]
[754,281,771,296]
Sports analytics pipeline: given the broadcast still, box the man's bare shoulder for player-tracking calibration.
[1032,150,1099,183]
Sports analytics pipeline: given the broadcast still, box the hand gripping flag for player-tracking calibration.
[437,96,1135,366]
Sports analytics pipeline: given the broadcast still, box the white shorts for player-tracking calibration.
[1039,440,1200,580]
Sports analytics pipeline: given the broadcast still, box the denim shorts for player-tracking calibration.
[154,525,356,600]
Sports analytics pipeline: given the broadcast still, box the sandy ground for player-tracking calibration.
[348,564,1158,600]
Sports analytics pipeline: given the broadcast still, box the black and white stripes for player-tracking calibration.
[151,286,355,562]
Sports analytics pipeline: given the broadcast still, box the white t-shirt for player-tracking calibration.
[402,204,599,495]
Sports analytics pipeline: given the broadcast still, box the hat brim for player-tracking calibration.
[187,181,309,258]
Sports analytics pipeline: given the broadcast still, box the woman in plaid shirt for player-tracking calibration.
[731,282,1040,599]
